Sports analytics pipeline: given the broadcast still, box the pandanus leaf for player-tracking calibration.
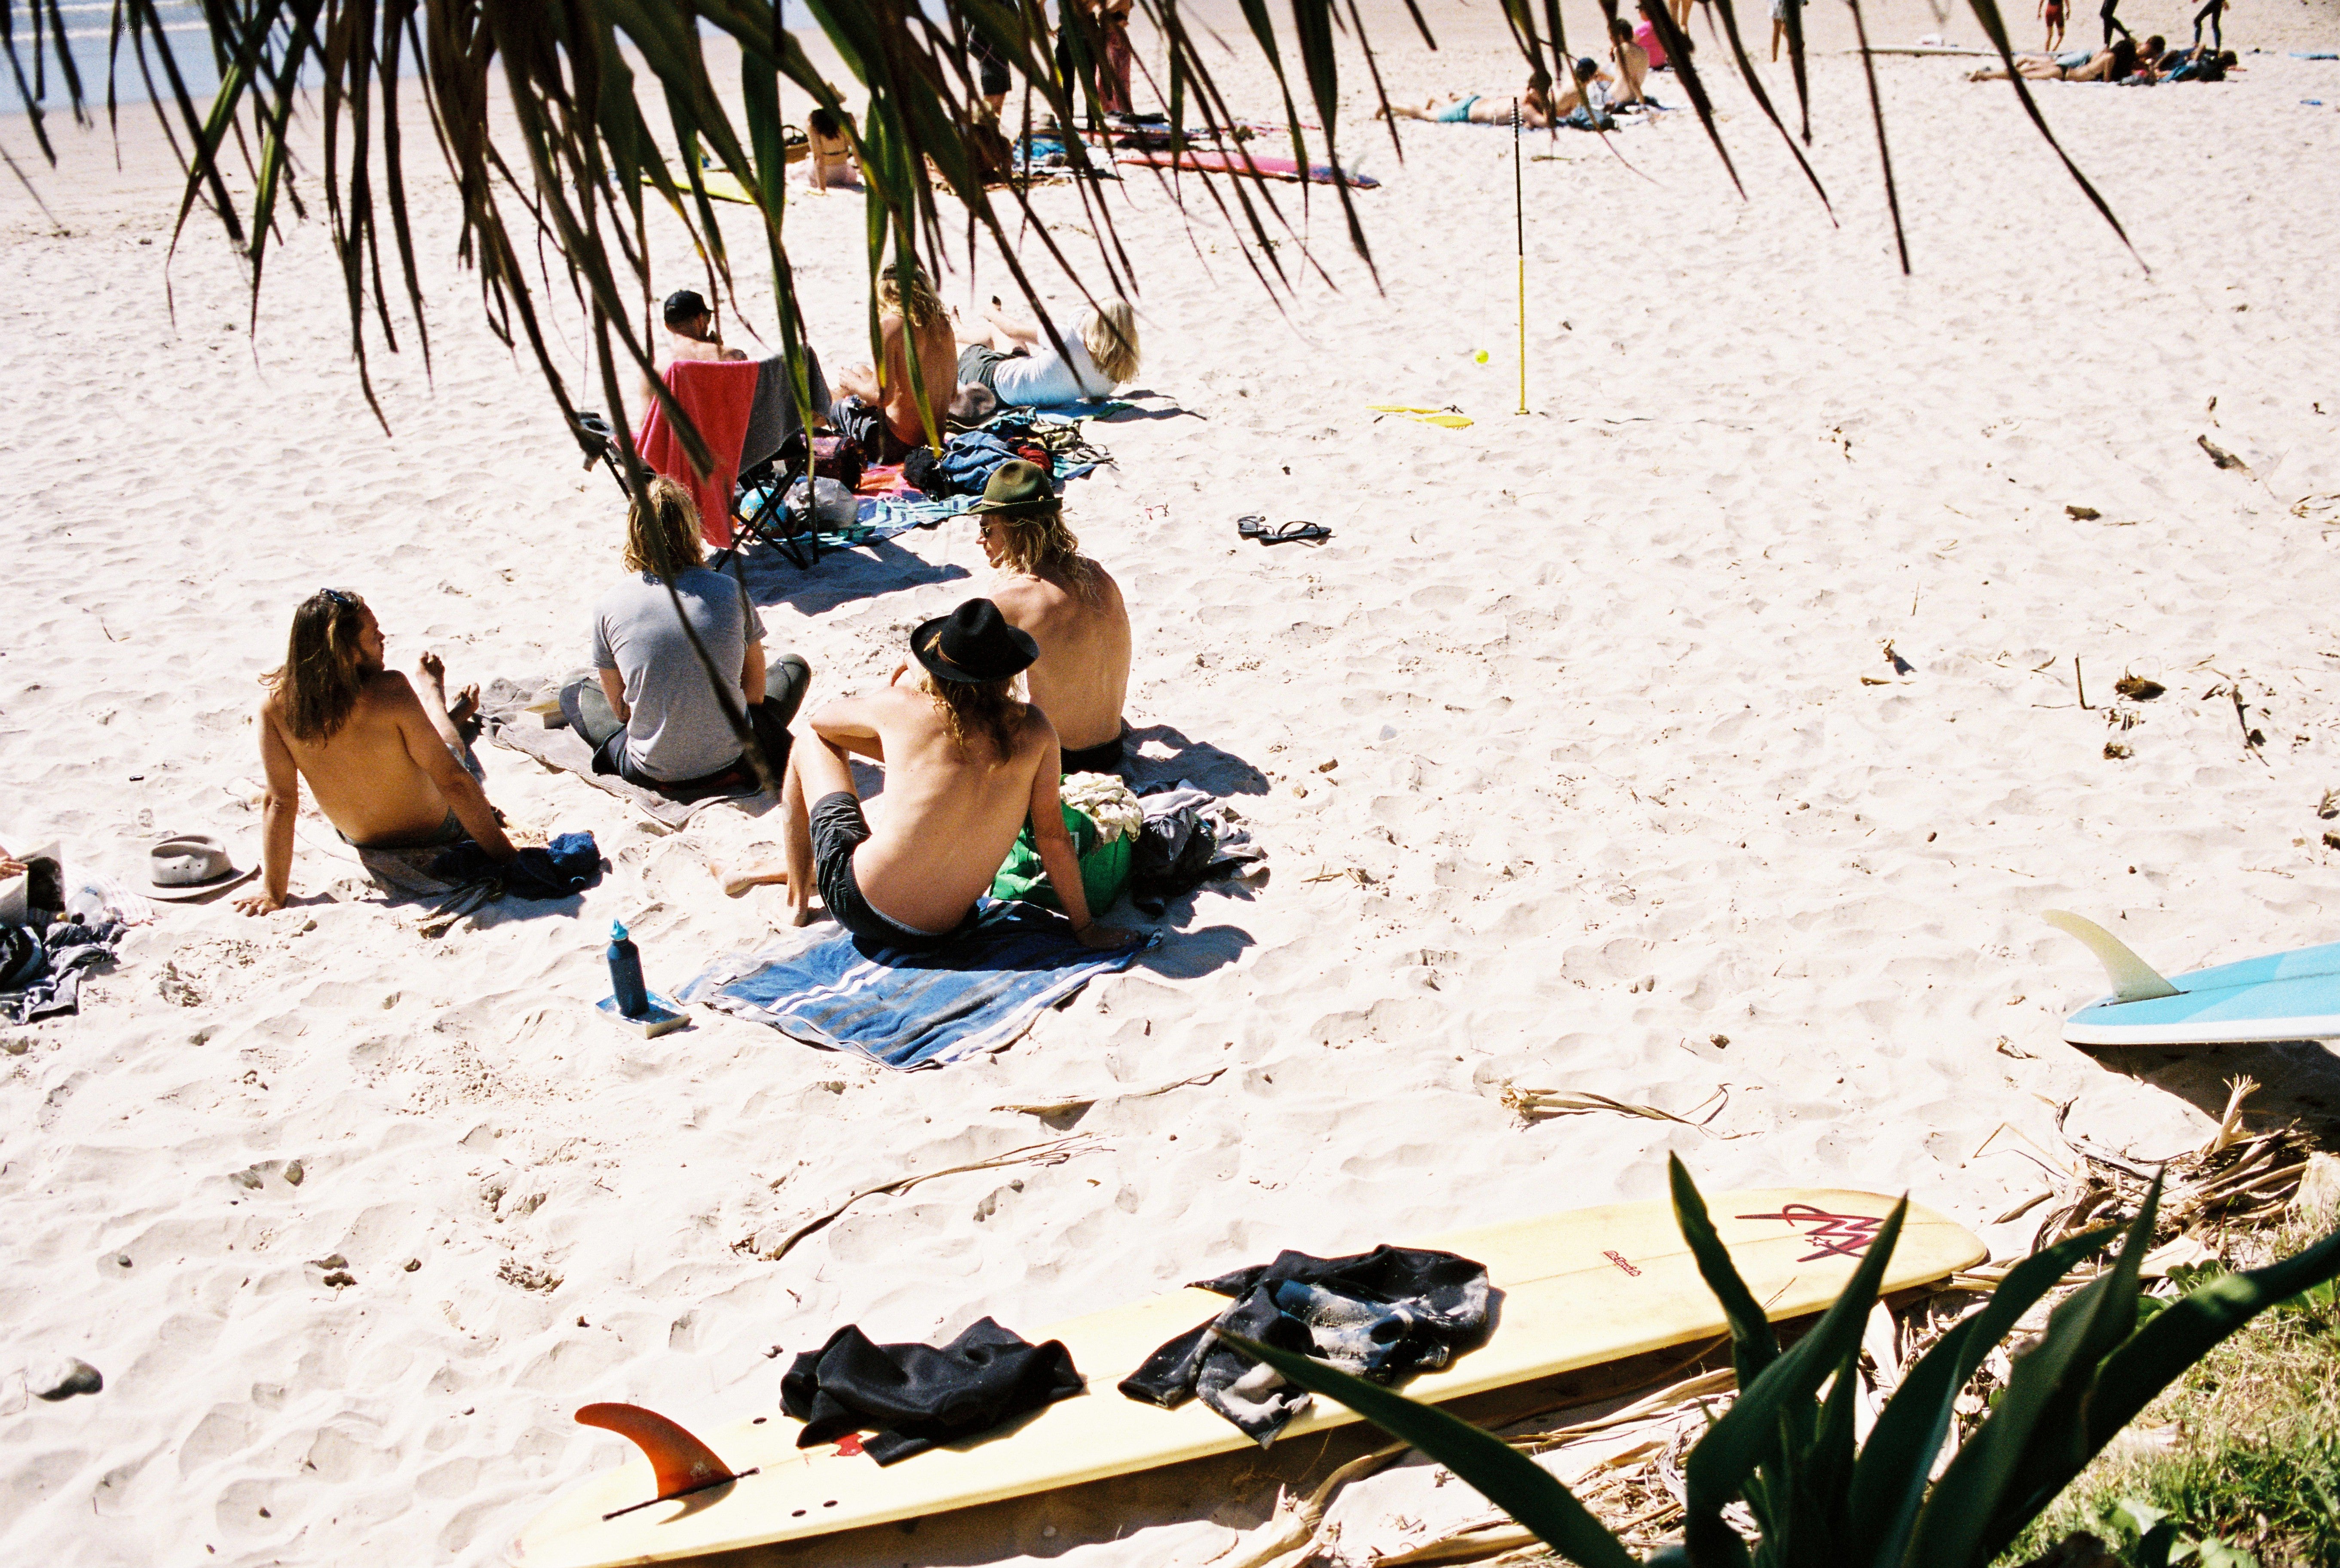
[1215,1333,1639,1568]
[1903,1174,2162,1568]
[1679,1187,1907,1564]
[1843,1224,2123,1568]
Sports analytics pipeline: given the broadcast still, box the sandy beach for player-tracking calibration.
[4,1,2339,1562]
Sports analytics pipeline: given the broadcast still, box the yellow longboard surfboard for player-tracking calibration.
[508,1189,1985,1567]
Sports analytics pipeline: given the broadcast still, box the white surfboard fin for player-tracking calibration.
[2041,910,2181,1002]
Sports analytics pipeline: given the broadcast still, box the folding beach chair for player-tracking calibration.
[571,347,833,570]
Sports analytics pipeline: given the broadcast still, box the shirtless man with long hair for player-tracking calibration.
[237,590,515,914]
[971,461,1133,773]
[727,600,1134,951]
[831,264,961,461]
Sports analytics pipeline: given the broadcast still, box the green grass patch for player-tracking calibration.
[2003,1231,2340,1568]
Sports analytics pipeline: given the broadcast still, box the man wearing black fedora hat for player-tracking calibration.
[750,599,1135,952]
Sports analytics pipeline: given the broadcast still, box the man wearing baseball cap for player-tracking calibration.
[740,599,1135,952]
[639,288,747,407]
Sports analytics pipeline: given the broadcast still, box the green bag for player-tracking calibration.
[990,803,1131,914]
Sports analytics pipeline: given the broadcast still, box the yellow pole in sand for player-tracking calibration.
[1513,96,1527,415]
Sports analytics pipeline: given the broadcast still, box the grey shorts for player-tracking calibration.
[809,792,977,952]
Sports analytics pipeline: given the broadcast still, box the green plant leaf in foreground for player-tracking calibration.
[1215,1332,1639,1568]
[1842,1223,2123,1568]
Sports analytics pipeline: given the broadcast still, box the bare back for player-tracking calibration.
[877,308,963,447]
[991,558,1131,753]
[852,684,1057,930]
[263,671,459,847]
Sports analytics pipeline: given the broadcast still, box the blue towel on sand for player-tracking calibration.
[677,902,1153,1069]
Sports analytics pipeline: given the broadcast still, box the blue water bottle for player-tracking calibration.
[606,920,649,1018]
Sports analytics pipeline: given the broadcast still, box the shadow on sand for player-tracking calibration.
[729,532,972,619]
[1124,723,1269,798]
[2079,1037,2340,1141]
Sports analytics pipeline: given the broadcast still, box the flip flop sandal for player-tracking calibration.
[1235,514,1268,540]
[1261,521,1332,545]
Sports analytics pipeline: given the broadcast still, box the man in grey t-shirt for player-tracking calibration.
[560,478,810,797]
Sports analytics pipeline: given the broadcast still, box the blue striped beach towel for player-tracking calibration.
[676,902,1152,1069]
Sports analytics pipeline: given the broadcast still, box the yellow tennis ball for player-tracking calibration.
[1473,349,1489,364]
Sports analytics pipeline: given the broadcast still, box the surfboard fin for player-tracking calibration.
[2041,910,2181,1002]
[576,1403,741,1509]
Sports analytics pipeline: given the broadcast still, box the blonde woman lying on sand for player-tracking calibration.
[957,296,1140,408]
[238,590,515,914]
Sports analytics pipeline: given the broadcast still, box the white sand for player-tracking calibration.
[4,3,2339,1562]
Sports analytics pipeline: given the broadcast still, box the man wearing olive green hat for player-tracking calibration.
[973,459,1133,774]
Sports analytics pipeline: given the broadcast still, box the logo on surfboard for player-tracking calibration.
[1736,1204,1887,1261]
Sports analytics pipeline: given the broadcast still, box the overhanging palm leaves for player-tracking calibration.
[6,0,2138,447]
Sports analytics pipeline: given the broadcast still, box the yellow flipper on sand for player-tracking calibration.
[1370,403,1473,428]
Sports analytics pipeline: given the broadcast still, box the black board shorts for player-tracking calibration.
[810,792,978,952]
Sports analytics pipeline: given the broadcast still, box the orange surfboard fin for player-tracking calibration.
[576,1402,752,1518]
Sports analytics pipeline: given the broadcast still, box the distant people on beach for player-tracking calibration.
[1097,0,1136,114]
[560,477,810,798]
[832,266,962,460]
[1635,17,1671,70]
[2100,0,2133,46]
[805,107,861,189]
[967,28,1011,121]
[972,461,1132,774]
[1610,19,1651,105]
[958,296,1139,407]
[2192,0,2227,50]
[1376,73,1555,127]
[1771,0,1802,63]
[1970,36,2137,77]
[1548,57,1616,121]
[2041,0,2067,51]
[237,590,516,914]
[735,599,1136,951]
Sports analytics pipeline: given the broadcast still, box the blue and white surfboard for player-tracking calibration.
[2046,910,2340,1046]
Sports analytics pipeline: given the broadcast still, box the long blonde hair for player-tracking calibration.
[266,589,373,744]
[1081,299,1139,385]
[985,507,1094,595]
[918,667,1025,761]
[878,266,946,332]
[623,476,705,581]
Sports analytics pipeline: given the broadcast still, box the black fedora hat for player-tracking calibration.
[913,598,1040,685]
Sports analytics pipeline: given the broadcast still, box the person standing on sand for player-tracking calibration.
[831,266,960,461]
[1770,0,1802,63]
[2041,0,2067,52]
[2099,0,2134,48]
[2191,0,2227,52]
[236,590,516,915]
[971,461,1133,774]
[730,601,1136,951]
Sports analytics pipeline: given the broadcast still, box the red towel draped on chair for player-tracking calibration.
[635,358,761,547]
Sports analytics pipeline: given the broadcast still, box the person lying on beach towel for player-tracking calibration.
[728,599,1137,952]
[558,477,812,800]
[956,296,1139,408]
[831,265,961,462]
[973,460,1133,775]
[1375,71,1555,127]
[1969,36,2137,79]
[238,590,517,915]
[1547,56,1618,122]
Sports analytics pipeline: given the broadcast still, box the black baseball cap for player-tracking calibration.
[662,289,710,326]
